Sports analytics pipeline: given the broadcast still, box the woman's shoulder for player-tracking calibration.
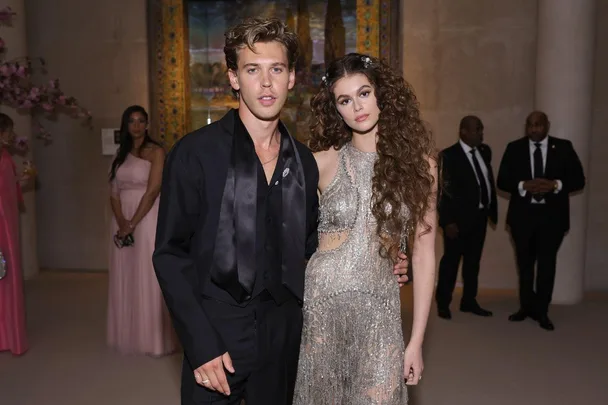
[141,143,165,161]
[313,147,344,190]
[313,147,340,172]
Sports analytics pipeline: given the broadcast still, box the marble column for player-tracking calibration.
[1,0,39,280]
[534,0,596,304]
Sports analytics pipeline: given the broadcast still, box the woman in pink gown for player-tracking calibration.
[107,105,177,356]
[0,113,28,356]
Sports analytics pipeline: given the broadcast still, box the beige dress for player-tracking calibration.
[294,143,408,404]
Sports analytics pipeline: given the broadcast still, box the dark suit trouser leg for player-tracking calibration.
[435,231,464,309]
[535,227,564,317]
[245,298,303,405]
[181,297,254,405]
[461,213,488,306]
[181,296,303,405]
[512,229,537,315]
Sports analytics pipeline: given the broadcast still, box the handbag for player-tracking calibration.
[113,233,135,248]
[0,250,6,280]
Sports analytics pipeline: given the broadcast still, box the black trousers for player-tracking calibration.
[511,206,564,316]
[181,292,303,405]
[436,210,488,309]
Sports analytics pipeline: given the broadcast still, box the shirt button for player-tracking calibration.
[274,180,279,186]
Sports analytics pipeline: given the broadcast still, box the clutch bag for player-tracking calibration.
[113,233,135,249]
[0,250,6,280]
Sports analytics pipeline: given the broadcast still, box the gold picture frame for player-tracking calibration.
[149,0,401,148]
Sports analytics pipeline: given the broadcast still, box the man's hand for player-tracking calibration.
[523,180,541,194]
[536,179,557,194]
[394,251,409,287]
[445,223,459,240]
[193,352,235,396]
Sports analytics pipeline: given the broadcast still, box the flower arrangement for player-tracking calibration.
[0,6,91,142]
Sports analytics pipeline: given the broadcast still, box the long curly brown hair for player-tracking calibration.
[309,53,436,259]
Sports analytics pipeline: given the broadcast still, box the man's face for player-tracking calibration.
[460,118,484,148]
[228,41,295,122]
[526,113,550,142]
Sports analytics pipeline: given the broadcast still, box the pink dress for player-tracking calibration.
[0,147,28,355]
[107,153,177,356]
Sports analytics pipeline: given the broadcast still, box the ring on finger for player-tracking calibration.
[201,379,210,384]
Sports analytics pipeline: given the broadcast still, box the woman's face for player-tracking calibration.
[128,112,147,139]
[332,73,380,135]
[0,126,15,147]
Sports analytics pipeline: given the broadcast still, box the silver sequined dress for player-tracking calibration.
[294,143,408,404]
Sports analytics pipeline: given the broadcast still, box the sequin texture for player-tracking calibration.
[294,143,408,404]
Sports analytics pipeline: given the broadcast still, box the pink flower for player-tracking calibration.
[15,137,28,150]
[0,64,10,77]
[0,8,92,141]
[15,65,26,77]
[0,7,15,23]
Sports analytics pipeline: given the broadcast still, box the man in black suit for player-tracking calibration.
[497,111,585,331]
[152,18,409,405]
[436,116,497,320]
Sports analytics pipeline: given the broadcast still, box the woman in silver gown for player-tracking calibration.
[294,54,437,404]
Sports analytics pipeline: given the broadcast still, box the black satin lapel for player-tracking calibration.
[210,111,257,302]
[233,120,257,295]
[279,123,306,298]
[211,136,242,299]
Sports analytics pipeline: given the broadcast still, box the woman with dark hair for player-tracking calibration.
[294,54,437,404]
[0,113,30,356]
[107,105,176,356]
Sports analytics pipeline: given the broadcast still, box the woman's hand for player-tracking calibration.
[393,251,409,286]
[117,220,134,238]
[403,342,424,385]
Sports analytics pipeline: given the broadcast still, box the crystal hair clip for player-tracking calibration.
[362,56,372,68]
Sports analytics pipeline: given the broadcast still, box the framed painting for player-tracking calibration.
[149,0,401,147]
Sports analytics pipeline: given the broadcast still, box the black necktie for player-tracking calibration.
[470,149,489,208]
[533,142,544,201]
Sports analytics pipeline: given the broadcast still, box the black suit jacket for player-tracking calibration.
[496,135,585,233]
[438,142,498,230]
[152,110,319,370]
